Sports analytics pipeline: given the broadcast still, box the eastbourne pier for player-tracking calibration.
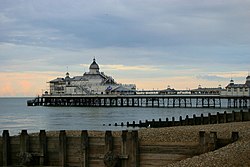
[27,59,250,108]
[27,92,250,109]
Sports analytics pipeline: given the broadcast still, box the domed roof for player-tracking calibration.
[89,58,99,70]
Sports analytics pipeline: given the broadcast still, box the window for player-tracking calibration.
[240,88,243,92]
[228,88,231,92]
[245,88,249,92]
[234,88,237,92]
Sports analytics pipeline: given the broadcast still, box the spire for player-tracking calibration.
[65,66,70,78]
[230,78,234,84]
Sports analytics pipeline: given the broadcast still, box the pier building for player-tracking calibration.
[190,85,223,95]
[49,58,136,95]
[221,75,250,96]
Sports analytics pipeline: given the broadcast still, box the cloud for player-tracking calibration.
[0,0,250,96]
[196,71,248,82]
[80,64,160,71]
[1,0,250,49]
[0,71,62,97]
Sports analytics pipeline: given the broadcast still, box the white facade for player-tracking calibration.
[49,59,136,95]
[221,75,250,96]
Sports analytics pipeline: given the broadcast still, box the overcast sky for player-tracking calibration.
[0,0,250,96]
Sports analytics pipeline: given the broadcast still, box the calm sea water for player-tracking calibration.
[0,97,235,135]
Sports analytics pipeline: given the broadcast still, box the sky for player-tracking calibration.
[0,0,250,96]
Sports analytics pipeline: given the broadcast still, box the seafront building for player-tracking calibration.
[48,59,136,95]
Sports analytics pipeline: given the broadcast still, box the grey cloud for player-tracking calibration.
[0,0,250,75]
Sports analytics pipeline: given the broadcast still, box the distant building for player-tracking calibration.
[48,59,136,95]
[221,75,250,96]
[191,85,223,95]
[159,86,177,95]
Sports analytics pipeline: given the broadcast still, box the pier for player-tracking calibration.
[28,94,250,108]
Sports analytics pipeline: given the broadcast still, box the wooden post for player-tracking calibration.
[172,117,175,126]
[223,111,227,123]
[232,110,235,122]
[152,119,155,127]
[59,130,67,167]
[231,132,239,142]
[121,130,128,167]
[193,114,196,125]
[179,116,182,126]
[185,115,189,125]
[201,114,204,125]
[3,130,10,166]
[208,113,211,124]
[216,112,220,124]
[121,131,139,167]
[39,130,47,165]
[81,130,89,167]
[20,130,29,153]
[199,131,208,153]
[19,130,31,166]
[208,132,217,151]
[240,110,243,121]
[105,131,113,152]
[131,131,139,167]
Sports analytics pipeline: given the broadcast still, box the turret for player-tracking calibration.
[89,58,100,74]
[245,75,250,86]
[229,78,234,85]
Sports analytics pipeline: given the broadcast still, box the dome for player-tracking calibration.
[89,58,99,70]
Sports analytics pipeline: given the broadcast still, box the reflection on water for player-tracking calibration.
[0,98,237,135]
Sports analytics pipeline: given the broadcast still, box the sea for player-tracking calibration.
[0,97,237,135]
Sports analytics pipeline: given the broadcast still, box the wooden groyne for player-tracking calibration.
[116,109,250,128]
[0,130,238,167]
[28,94,250,108]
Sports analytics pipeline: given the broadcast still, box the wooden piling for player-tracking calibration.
[59,130,66,167]
[216,112,220,124]
[39,130,47,165]
[208,132,217,151]
[223,111,227,123]
[231,132,239,142]
[131,131,139,167]
[2,130,10,166]
[193,114,197,125]
[121,130,128,167]
[199,131,206,153]
[201,114,204,125]
[105,131,113,152]
[20,130,29,153]
[185,115,189,125]
[81,130,88,167]
[232,110,235,121]
[179,116,182,126]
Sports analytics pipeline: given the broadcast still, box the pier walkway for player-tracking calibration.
[28,94,250,108]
